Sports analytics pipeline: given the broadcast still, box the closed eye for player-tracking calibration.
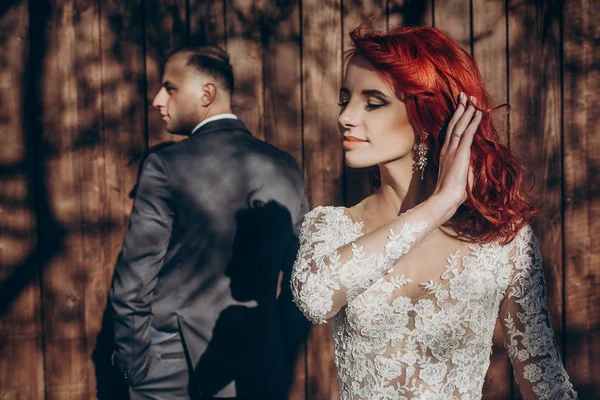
[366,103,384,111]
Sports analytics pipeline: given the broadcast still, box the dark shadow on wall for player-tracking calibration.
[387,0,429,26]
[0,0,58,318]
[92,301,129,400]
[194,198,308,399]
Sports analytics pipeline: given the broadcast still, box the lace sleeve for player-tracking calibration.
[499,226,577,399]
[290,206,427,324]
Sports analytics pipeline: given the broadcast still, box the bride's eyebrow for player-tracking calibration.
[361,89,390,101]
[339,87,390,102]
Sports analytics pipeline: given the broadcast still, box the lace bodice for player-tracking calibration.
[291,206,577,400]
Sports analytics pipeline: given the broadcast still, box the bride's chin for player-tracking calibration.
[344,158,376,169]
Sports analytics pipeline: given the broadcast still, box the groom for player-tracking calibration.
[109,46,308,399]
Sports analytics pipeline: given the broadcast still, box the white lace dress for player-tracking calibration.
[291,206,577,400]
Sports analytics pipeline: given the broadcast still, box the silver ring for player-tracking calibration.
[451,133,462,138]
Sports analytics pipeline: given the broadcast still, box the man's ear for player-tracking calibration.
[200,83,217,106]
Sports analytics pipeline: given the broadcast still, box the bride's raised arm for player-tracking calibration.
[291,196,447,323]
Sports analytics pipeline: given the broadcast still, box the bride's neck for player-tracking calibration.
[376,158,424,215]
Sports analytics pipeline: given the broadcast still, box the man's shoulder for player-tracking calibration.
[222,132,300,173]
[147,128,301,177]
[145,137,190,157]
[249,145,303,181]
[249,140,299,167]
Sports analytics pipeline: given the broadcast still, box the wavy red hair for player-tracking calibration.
[347,24,537,244]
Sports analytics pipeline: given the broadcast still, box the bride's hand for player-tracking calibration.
[431,92,482,222]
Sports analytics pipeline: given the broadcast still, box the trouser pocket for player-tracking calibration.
[132,334,191,397]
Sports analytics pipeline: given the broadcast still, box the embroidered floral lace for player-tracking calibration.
[291,206,577,400]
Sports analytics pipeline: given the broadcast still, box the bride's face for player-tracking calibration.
[338,56,416,168]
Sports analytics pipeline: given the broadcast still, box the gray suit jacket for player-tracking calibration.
[110,119,308,398]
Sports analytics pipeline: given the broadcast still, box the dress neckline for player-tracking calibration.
[327,205,509,301]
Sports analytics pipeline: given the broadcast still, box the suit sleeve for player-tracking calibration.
[109,152,175,385]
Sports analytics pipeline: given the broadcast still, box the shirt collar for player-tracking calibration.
[191,113,238,135]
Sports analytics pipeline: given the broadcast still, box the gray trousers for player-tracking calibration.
[129,334,193,400]
[127,334,265,400]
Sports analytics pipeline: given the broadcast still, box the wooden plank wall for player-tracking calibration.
[0,0,597,398]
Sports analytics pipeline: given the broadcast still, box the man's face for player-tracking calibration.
[152,52,207,135]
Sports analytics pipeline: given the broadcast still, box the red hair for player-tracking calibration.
[348,24,537,244]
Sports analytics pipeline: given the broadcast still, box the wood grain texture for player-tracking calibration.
[302,0,343,398]
[508,1,564,398]
[94,1,147,398]
[76,1,109,397]
[189,0,226,48]
[0,2,44,399]
[37,0,103,398]
[472,1,511,398]
[262,0,303,165]
[434,0,471,53]
[473,0,509,144]
[563,0,600,398]
[302,0,343,209]
[227,0,265,140]
[344,0,386,35]
[145,0,188,147]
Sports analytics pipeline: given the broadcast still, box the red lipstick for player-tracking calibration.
[342,136,368,149]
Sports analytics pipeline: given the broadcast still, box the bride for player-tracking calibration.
[291,24,577,399]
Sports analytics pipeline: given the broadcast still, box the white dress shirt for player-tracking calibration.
[191,113,238,135]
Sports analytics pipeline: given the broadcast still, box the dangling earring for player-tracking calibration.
[412,131,429,180]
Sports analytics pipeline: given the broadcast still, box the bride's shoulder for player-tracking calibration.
[303,205,353,222]
[301,205,361,232]
[503,224,536,247]
[494,224,538,259]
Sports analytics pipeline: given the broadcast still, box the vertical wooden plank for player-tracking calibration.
[56,0,104,397]
[472,1,512,398]
[303,0,343,209]
[473,0,508,105]
[93,0,147,398]
[145,0,187,147]
[342,1,386,207]
[433,0,471,53]
[262,0,303,164]
[302,0,342,398]
[508,1,563,398]
[188,0,226,48]
[387,0,433,29]
[77,0,109,397]
[564,0,600,397]
[343,2,386,42]
[260,3,305,399]
[227,0,265,140]
[0,1,45,399]
[36,0,104,398]
[473,0,509,144]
